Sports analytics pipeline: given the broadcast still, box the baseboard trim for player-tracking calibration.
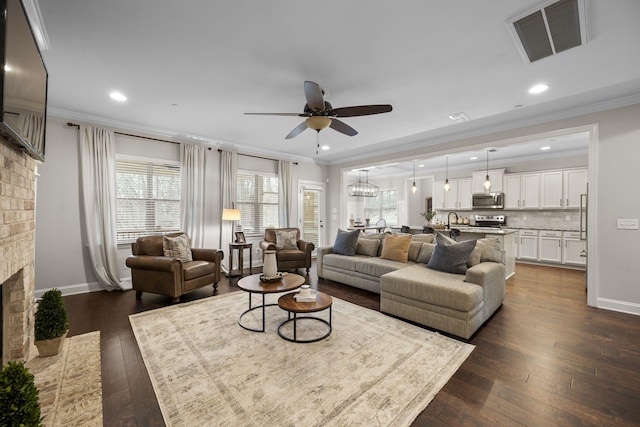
[596,297,640,316]
[35,282,103,298]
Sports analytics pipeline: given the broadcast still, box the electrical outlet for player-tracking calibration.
[617,219,639,230]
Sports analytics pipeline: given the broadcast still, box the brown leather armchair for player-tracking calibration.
[125,232,224,303]
[259,228,315,274]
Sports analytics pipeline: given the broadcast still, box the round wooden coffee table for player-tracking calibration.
[237,273,305,332]
[277,291,333,343]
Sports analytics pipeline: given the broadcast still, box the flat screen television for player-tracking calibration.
[0,0,48,162]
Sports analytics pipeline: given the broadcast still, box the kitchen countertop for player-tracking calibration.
[440,226,516,235]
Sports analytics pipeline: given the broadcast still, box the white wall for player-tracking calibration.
[326,103,640,315]
[34,116,327,295]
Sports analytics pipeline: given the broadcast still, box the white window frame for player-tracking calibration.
[364,188,398,226]
[236,169,279,237]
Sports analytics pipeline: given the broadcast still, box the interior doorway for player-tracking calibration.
[298,181,325,256]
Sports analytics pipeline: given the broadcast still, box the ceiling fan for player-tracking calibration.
[244,81,392,139]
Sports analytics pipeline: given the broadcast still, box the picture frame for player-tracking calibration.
[235,231,246,243]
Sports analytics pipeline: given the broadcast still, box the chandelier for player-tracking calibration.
[347,169,379,197]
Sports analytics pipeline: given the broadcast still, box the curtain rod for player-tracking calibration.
[217,149,298,165]
[66,122,211,149]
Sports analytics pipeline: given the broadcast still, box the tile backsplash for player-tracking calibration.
[436,209,582,231]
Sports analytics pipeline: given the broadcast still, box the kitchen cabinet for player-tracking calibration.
[564,169,588,208]
[504,173,540,209]
[563,231,586,265]
[435,178,472,210]
[540,169,588,209]
[517,229,538,260]
[472,169,504,193]
[538,230,562,263]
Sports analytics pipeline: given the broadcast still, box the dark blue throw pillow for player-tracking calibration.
[333,229,360,256]
[427,233,477,274]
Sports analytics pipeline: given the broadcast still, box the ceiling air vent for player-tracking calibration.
[506,0,587,64]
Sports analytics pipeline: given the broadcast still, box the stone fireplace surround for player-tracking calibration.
[0,136,37,365]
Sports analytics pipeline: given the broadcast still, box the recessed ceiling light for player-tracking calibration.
[540,146,551,150]
[448,112,471,122]
[321,145,330,151]
[4,64,11,72]
[528,84,549,94]
[470,156,478,160]
[110,91,127,102]
[418,164,424,168]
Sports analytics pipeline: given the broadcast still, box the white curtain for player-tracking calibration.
[180,142,206,247]
[18,113,45,154]
[79,125,131,291]
[278,160,292,227]
[219,149,237,270]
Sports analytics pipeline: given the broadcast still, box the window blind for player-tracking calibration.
[236,171,279,235]
[115,159,181,242]
[364,189,398,226]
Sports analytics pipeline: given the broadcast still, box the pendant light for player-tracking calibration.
[411,160,417,194]
[483,149,492,192]
[347,169,379,197]
[444,155,451,192]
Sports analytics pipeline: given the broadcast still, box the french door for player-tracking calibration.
[298,181,324,256]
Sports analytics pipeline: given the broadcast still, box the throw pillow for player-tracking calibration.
[275,229,298,250]
[476,238,504,263]
[163,233,193,262]
[356,238,380,257]
[427,233,477,274]
[407,241,423,262]
[380,234,412,262]
[411,234,435,244]
[333,229,360,256]
[468,247,482,267]
[360,232,388,256]
[417,242,435,264]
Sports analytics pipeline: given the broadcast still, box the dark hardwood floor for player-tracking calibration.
[63,263,640,426]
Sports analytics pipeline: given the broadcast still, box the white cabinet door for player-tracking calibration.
[541,171,563,208]
[518,230,538,260]
[433,181,446,210]
[457,178,472,209]
[504,174,522,209]
[563,231,586,265]
[539,230,562,262]
[444,180,458,210]
[521,173,540,209]
[564,169,588,208]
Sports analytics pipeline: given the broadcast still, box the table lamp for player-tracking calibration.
[222,208,241,242]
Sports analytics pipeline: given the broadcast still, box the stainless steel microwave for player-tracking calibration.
[472,192,504,209]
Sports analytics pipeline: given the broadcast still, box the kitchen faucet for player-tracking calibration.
[447,212,459,229]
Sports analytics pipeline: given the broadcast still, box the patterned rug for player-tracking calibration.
[130,291,473,426]
[27,331,102,426]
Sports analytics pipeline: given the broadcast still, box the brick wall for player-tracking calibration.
[1,137,37,364]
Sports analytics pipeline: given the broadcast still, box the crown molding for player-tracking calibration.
[22,0,50,51]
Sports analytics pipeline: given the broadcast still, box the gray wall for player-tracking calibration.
[326,103,640,316]
[34,116,327,295]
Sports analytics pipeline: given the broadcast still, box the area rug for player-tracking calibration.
[129,291,473,426]
[26,331,102,426]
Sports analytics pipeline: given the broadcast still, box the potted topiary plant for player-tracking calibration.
[34,288,69,357]
[421,209,436,225]
[0,361,43,426]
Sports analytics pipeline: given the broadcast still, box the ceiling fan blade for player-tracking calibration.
[244,112,304,116]
[330,104,393,117]
[330,118,358,137]
[304,81,325,112]
[285,121,309,139]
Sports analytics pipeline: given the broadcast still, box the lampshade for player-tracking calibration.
[347,169,379,197]
[222,208,241,221]
[306,116,332,131]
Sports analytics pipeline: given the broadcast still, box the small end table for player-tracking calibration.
[229,242,252,277]
[277,291,333,343]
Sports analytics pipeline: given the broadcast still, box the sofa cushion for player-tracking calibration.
[380,234,412,262]
[411,234,435,244]
[333,229,360,256]
[356,238,380,257]
[322,253,360,271]
[427,233,476,274]
[407,241,423,262]
[183,260,215,280]
[356,257,412,277]
[476,238,504,263]
[275,229,298,250]
[163,233,193,262]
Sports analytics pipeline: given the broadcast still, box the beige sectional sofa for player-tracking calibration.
[317,232,505,339]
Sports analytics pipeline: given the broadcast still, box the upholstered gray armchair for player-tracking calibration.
[259,228,315,273]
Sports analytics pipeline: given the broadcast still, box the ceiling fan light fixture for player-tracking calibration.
[305,116,332,131]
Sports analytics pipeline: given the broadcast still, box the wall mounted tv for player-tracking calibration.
[0,0,48,162]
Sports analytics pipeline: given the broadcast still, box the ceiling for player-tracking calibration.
[37,0,640,164]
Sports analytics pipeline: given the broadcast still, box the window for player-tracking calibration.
[364,189,398,226]
[236,170,279,235]
[115,158,181,242]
